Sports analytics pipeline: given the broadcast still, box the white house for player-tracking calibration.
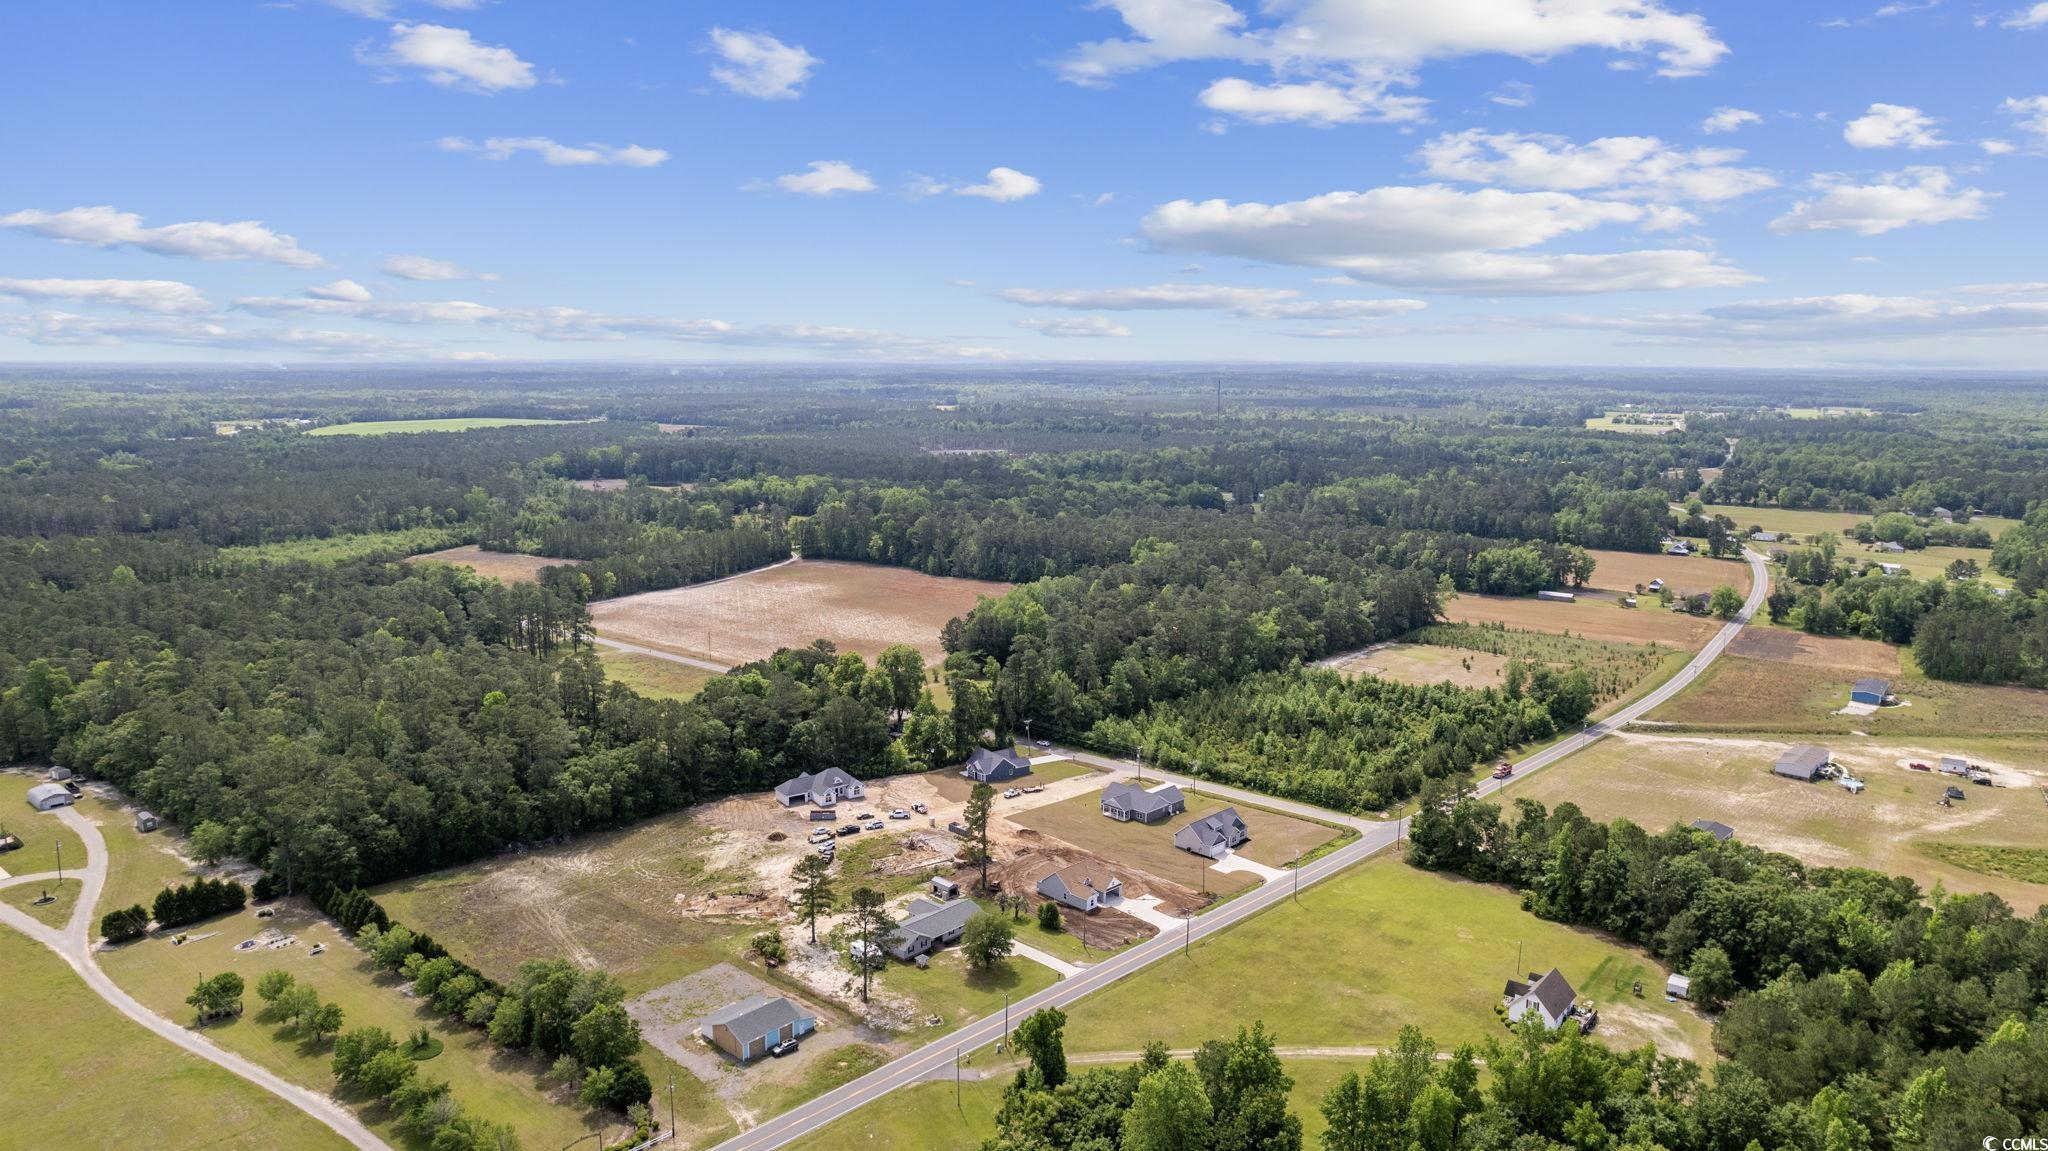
[773,768,865,808]
[1503,968,1578,1030]
[1037,861,1123,912]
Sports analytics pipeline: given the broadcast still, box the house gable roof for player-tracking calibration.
[1690,819,1735,841]
[964,747,1029,777]
[1851,678,1891,697]
[1102,780,1184,816]
[775,767,861,798]
[898,897,978,941]
[1176,807,1247,847]
[1043,860,1120,899]
[704,995,807,1042]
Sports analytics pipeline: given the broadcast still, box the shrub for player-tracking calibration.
[100,903,149,943]
[1037,901,1061,931]
[152,878,246,928]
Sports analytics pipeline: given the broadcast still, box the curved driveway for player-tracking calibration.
[706,548,1771,1151]
[0,804,390,1151]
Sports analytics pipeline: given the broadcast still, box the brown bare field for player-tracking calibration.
[409,544,572,584]
[590,559,1010,665]
[1583,549,1752,598]
[1725,627,1900,674]
[572,477,631,491]
[1324,643,1512,689]
[1514,732,2048,911]
[1646,655,2048,738]
[1443,594,1721,649]
[1011,787,1344,902]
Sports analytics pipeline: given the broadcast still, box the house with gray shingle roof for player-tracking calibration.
[1503,968,1577,1030]
[774,767,865,807]
[1173,807,1250,860]
[1850,679,1892,706]
[1100,780,1185,824]
[1774,745,1832,781]
[887,897,980,961]
[1689,819,1734,842]
[961,747,1032,784]
[1037,861,1124,912]
[700,996,815,1062]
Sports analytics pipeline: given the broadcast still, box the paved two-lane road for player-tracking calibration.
[708,548,1771,1151]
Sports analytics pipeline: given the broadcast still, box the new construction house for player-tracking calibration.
[1173,807,1250,859]
[774,768,865,807]
[1100,780,1186,824]
[1038,860,1124,912]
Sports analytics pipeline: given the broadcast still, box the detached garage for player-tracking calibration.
[26,783,75,811]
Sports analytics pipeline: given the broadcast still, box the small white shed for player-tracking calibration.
[1666,973,1691,1000]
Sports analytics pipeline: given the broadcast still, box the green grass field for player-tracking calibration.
[1647,655,2048,738]
[307,417,587,436]
[1921,843,2048,885]
[0,773,86,877]
[600,648,722,700]
[2,876,80,926]
[219,527,469,565]
[887,947,1061,1038]
[1057,855,1712,1062]
[1701,503,2021,543]
[0,929,353,1150]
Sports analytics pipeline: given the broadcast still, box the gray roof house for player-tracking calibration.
[961,747,1032,784]
[773,767,865,807]
[1173,807,1250,860]
[1874,540,1907,553]
[1100,781,1186,824]
[700,996,816,1063]
[1850,678,1893,706]
[1774,745,1832,781]
[25,783,74,811]
[1690,819,1735,841]
[1504,968,1578,1030]
[1037,861,1124,912]
[1932,506,1954,522]
[888,897,980,960]
[1750,530,1781,543]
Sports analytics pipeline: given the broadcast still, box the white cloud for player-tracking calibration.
[1058,0,1728,129]
[1543,293,2048,343]
[0,277,209,313]
[1957,281,2048,294]
[1197,77,1428,126]
[1843,103,1947,149]
[768,160,877,196]
[708,28,818,99]
[1140,184,1755,294]
[1769,167,1992,235]
[321,0,493,16]
[2002,2,2048,27]
[438,135,668,167]
[1700,106,1761,134]
[381,254,498,281]
[996,283,1427,319]
[0,312,463,358]
[1,205,324,267]
[1416,130,1776,201]
[1488,80,1536,108]
[1015,316,1133,338]
[366,23,537,92]
[955,167,1044,201]
[2003,95,2048,140]
[307,279,374,302]
[1980,138,2018,154]
[236,294,502,325]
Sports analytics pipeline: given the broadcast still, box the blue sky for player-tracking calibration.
[3,0,2047,367]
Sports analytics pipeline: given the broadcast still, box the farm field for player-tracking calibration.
[1849,543,2014,587]
[1442,592,1722,648]
[1582,548,1751,598]
[219,527,467,565]
[1399,623,1686,713]
[98,900,606,1149]
[0,929,352,1151]
[601,647,722,700]
[590,559,1011,666]
[408,543,573,584]
[1059,856,1712,1061]
[307,416,588,436]
[1513,732,2048,911]
[1647,652,2048,737]
[1585,412,1684,433]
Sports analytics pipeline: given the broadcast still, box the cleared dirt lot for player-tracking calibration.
[1583,548,1752,598]
[591,559,1010,665]
[1514,732,2048,911]
[1724,627,1899,674]
[1443,594,1722,648]
[1323,642,1512,689]
[408,544,572,584]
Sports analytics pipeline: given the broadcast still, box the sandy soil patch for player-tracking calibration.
[590,559,1010,665]
[1726,628,1901,674]
[408,544,572,584]
[1322,642,1510,689]
[1444,594,1721,649]
[572,477,631,491]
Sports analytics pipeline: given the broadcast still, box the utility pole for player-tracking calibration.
[1135,745,1143,782]
[667,1079,676,1140]
[1004,992,1010,1038]
[55,840,63,884]
[1293,850,1300,903]
[954,1046,961,1108]
[1184,913,1191,957]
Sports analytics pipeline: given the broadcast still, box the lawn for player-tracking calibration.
[1701,504,2021,543]
[601,648,723,700]
[86,793,199,922]
[928,756,1098,803]
[1,876,80,926]
[1585,412,1684,433]
[1647,654,2048,738]
[97,901,601,1149]
[1405,624,1685,714]
[1011,792,1260,901]
[1018,916,1140,964]
[0,929,352,1150]
[218,527,468,565]
[882,947,1061,1038]
[1514,732,2048,912]
[307,417,588,436]
[0,773,86,877]
[742,1044,894,1130]
[1058,855,1713,1062]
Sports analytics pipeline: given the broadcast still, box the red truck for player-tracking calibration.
[1492,762,1515,780]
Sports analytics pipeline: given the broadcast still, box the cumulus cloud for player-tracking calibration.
[1,205,323,267]
[1488,81,1536,108]
[1700,106,1761,134]
[1958,281,2048,293]
[365,23,537,92]
[235,293,502,325]
[2003,2,2048,27]
[1768,168,1992,235]
[381,254,498,281]
[995,283,1427,319]
[0,277,209,313]
[0,312,462,358]
[1981,138,2018,154]
[306,279,374,302]
[1058,0,1727,131]
[1139,185,1755,294]
[1843,103,1948,149]
[1015,316,1133,338]
[1416,130,1776,202]
[1198,77,1428,126]
[438,136,668,167]
[954,167,1043,201]
[766,160,877,196]
[708,28,818,99]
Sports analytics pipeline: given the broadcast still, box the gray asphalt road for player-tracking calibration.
[705,548,1771,1151]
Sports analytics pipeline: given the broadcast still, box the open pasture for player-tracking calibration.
[1583,548,1751,598]
[1585,412,1684,433]
[1513,732,2048,911]
[307,416,587,436]
[1442,593,1722,649]
[408,543,573,584]
[600,648,721,700]
[1647,652,2048,737]
[1323,642,1512,689]
[590,559,1010,665]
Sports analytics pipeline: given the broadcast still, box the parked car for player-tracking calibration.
[1035,740,1051,748]
[1944,786,1967,801]
[864,820,884,831]
[1021,785,1043,794]
[769,1038,800,1058]
[911,802,928,814]
[1908,762,1932,772]
[855,812,875,821]
[1492,762,1515,779]
[837,824,861,836]
[809,829,835,843]
[888,809,910,819]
